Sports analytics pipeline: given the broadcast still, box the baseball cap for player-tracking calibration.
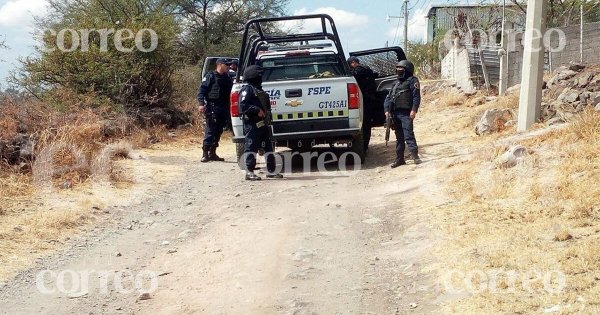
[216,58,230,65]
[347,56,359,64]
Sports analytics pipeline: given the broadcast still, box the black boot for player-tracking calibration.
[209,147,225,161]
[410,150,422,165]
[266,173,283,179]
[391,158,406,168]
[245,171,261,181]
[201,149,210,163]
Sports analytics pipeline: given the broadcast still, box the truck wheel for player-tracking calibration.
[349,133,366,164]
[235,143,245,169]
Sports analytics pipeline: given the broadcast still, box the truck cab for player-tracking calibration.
[230,14,365,163]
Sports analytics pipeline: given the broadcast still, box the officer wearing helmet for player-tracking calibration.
[198,58,233,162]
[239,65,283,181]
[384,59,422,168]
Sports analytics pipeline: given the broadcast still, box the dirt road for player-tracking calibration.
[0,125,457,314]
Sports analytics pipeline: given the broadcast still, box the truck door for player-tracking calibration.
[349,46,406,127]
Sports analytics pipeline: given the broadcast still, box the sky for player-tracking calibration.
[0,0,455,85]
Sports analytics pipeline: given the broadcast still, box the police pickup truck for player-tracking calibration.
[229,14,406,165]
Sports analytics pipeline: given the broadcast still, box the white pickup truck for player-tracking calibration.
[229,14,405,165]
[230,14,363,164]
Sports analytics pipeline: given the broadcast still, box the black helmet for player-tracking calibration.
[243,65,264,80]
[396,60,415,74]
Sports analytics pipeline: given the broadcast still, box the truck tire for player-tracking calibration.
[288,140,312,153]
[235,142,245,169]
[349,132,366,164]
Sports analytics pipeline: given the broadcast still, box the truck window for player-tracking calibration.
[258,54,343,82]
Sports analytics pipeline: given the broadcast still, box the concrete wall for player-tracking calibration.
[441,45,475,92]
[507,50,524,88]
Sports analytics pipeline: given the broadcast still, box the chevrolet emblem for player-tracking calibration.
[285,99,304,107]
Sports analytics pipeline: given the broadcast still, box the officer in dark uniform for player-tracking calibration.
[228,59,238,81]
[239,65,283,181]
[384,60,422,168]
[224,59,238,131]
[197,58,233,162]
[347,56,378,153]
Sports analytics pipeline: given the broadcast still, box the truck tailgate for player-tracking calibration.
[264,77,357,122]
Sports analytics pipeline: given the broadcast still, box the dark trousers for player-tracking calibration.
[363,110,372,150]
[393,110,418,159]
[243,123,276,172]
[203,106,228,150]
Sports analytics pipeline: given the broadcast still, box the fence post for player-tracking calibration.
[580,5,584,64]
[518,0,546,132]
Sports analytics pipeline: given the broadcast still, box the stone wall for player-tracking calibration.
[503,21,600,90]
[549,21,600,67]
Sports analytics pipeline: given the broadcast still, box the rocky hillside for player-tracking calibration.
[543,64,600,124]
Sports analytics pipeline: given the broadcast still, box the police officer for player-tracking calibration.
[228,59,238,81]
[198,58,233,162]
[384,60,422,168]
[239,65,283,181]
[347,56,378,153]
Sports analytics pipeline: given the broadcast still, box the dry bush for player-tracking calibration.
[0,103,20,141]
[172,65,203,135]
[434,90,465,107]
[0,95,106,209]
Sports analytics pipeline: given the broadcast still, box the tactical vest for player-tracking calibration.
[390,78,412,110]
[207,72,230,102]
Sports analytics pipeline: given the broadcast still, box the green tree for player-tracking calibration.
[16,0,181,109]
[407,38,441,79]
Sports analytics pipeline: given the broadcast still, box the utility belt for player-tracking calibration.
[205,100,228,108]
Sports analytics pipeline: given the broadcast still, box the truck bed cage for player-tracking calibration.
[266,43,333,52]
[237,14,349,81]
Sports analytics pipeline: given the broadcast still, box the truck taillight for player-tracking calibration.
[347,83,360,109]
[230,91,240,116]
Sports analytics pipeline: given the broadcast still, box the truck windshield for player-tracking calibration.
[258,54,343,81]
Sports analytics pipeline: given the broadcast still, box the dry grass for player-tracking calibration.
[429,102,600,313]
[0,87,204,282]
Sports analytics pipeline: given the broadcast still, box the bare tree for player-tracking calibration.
[173,0,289,64]
[510,0,600,27]
[0,36,8,63]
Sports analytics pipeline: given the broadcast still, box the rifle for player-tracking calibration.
[255,88,274,143]
[385,115,392,146]
[385,82,400,146]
